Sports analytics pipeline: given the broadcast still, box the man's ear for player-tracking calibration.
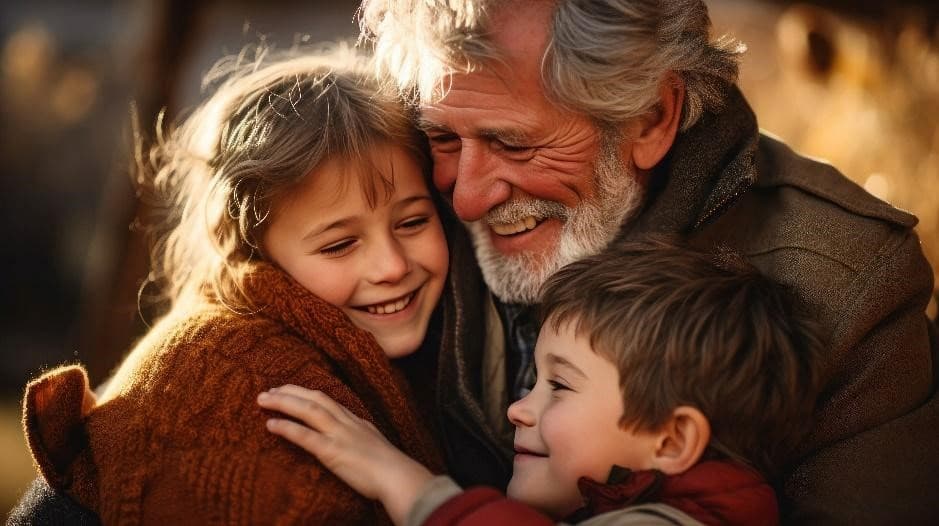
[627,73,685,170]
[650,406,710,475]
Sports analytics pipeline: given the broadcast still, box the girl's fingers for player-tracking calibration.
[257,392,337,431]
[267,385,351,422]
[265,418,327,456]
[270,384,319,402]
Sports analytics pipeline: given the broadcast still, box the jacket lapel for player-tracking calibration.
[626,85,761,239]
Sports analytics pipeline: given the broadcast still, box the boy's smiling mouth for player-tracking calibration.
[514,444,548,457]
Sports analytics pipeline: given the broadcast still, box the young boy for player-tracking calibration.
[258,236,823,525]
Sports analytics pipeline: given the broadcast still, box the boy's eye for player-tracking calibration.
[548,380,571,392]
[319,239,356,256]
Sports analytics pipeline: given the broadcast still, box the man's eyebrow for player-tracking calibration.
[478,128,531,145]
[416,118,531,144]
[545,353,588,379]
[416,117,450,133]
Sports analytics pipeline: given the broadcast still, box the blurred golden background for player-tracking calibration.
[2,0,937,515]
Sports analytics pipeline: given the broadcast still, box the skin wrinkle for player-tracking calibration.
[424,85,600,213]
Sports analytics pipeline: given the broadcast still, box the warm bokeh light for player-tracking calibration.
[863,173,891,201]
[51,66,100,124]
[1,23,53,88]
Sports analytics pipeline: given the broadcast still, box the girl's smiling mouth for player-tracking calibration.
[352,285,423,316]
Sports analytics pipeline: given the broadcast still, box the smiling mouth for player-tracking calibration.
[355,289,418,315]
[491,216,544,236]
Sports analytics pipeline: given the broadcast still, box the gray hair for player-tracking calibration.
[359,0,745,130]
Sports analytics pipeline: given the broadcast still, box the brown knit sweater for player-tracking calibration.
[22,262,444,525]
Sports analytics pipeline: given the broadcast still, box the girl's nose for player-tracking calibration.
[368,236,411,284]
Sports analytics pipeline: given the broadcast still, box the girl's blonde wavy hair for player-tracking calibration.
[135,45,428,314]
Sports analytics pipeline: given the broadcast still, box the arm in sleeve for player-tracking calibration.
[408,476,554,526]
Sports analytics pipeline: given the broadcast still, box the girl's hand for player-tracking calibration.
[257,385,433,525]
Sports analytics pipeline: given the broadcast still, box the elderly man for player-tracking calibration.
[358,0,939,524]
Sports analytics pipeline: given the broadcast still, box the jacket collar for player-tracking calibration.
[624,85,761,239]
[570,460,778,525]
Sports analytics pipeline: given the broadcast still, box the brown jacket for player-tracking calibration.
[437,86,939,525]
[23,263,443,525]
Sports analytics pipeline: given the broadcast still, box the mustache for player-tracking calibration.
[483,198,568,225]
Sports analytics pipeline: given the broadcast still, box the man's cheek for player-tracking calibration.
[432,161,457,193]
[510,169,588,207]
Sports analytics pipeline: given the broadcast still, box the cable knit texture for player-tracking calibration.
[22,262,444,525]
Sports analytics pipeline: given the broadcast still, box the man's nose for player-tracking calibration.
[507,393,536,427]
[450,141,511,222]
[367,236,411,284]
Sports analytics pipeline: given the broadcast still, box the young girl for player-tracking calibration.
[22,47,450,524]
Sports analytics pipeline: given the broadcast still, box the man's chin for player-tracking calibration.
[467,222,559,304]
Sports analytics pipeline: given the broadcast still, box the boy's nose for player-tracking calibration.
[507,394,536,427]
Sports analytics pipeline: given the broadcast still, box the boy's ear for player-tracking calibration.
[649,406,710,475]
[23,365,99,508]
[625,72,685,171]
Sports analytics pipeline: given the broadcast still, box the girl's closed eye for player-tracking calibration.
[397,216,430,231]
[319,238,358,256]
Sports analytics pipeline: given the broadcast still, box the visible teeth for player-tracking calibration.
[365,292,413,315]
[492,216,540,236]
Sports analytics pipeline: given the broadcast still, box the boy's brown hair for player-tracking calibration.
[539,235,823,476]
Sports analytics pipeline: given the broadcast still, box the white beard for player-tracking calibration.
[466,139,645,304]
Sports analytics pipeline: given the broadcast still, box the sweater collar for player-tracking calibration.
[242,262,442,468]
[623,85,761,239]
[570,461,778,526]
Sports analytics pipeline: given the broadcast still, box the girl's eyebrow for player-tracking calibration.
[304,196,431,240]
[303,217,357,241]
[395,195,433,208]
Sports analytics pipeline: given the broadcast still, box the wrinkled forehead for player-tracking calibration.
[487,0,554,67]
[416,59,553,128]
